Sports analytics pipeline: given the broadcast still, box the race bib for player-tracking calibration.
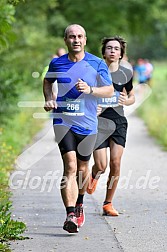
[98,91,120,108]
[62,98,85,116]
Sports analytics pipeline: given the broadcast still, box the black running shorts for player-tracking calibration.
[94,116,128,149]
[54,125,97,161]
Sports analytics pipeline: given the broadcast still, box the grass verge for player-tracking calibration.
[137,61,167,150]
[0,91,46,251]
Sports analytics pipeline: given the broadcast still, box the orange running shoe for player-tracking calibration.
[103,203,119,216]
[86,175,98,194]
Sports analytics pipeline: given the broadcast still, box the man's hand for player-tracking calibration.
[75,78,91,94]
[118,92,128,106]
[44,100,57,111]
[97,105,102,116]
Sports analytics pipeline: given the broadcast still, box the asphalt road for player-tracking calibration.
[10,109,167,252]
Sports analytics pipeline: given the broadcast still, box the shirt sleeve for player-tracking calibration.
[97,60,112,87]
[123,67,133,93]
[125,77,133,93]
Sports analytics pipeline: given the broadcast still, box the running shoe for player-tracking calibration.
[86,175,98,194]
[103,203,119,216]
[63,213,79,233]
[75,203,85,228]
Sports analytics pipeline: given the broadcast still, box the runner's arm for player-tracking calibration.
[43,78,57,111]
[76,78,114,98]
[118,88,135,106]
[88,85,114,98]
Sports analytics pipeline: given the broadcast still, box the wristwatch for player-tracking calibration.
[89,86,93,94]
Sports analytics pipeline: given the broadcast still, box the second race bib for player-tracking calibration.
[98,91,120,108]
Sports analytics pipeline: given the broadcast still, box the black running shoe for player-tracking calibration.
[63,213,79,233]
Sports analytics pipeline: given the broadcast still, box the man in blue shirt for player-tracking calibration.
[43,24,113,233]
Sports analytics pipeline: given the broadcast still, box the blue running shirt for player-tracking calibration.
[45,52,112,135]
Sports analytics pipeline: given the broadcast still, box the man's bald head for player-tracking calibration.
[64,24,86,38]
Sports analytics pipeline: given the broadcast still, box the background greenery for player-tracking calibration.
[1,0,167,127]
[137,61,167,150]
[0,0,167,249]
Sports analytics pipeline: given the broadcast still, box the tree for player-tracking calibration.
[0,0,16,53]
[56,0,167,58]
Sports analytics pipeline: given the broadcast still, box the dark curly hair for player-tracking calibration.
[101,36,126,59]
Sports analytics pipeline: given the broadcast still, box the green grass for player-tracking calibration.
[137,61,167,150]
[152,61,167,80]
[0,90,46,250]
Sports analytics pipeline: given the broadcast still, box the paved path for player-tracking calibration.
[10,110,167,251]
[92,114,167,252]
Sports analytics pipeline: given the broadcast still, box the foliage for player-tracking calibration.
[56,0,167,57]
[8,0,24,5]
[0,242,11,251]
[0,127,29,250]
[0,58,21,123]
[137,61,167,150]
[0,198,28,252]
[0,0,66,124]
[0,90,44,250]
[0,0,16,53]
[0,0,25,52]
[1,0,167,125]
[0,201,27,242]
[0,139,15,188]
